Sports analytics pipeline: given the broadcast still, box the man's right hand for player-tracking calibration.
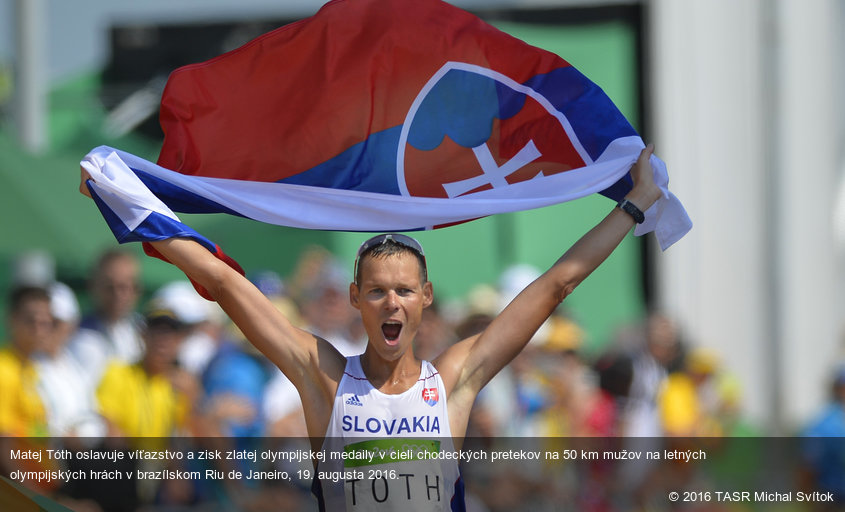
[79,167,93,198]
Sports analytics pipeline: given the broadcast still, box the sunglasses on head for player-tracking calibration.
[353,233,426,285]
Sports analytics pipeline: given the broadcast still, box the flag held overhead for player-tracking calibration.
[83,0,691,277]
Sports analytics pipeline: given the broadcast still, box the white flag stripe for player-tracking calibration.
[82,135,691,250]
[82,150,180,231]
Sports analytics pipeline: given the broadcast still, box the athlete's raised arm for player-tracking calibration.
[439,145,663,427]
[78,169,345,438]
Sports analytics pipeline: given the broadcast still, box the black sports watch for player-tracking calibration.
[617,198,645,224]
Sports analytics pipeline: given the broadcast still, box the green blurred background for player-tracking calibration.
[0,13,644,354]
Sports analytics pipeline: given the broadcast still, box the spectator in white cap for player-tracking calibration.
[34,282,107,437]
[153,280,225,377]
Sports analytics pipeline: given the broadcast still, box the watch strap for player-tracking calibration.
[618,199,645,224]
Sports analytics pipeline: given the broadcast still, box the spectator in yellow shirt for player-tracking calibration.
[96,301,193,440]
[0,286,51,437]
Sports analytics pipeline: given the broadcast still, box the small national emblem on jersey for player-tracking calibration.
[422,387,439,406]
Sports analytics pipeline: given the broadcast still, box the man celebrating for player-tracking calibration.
[80,142,660,509]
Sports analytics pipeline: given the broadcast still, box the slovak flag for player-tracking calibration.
[81,0,691,282]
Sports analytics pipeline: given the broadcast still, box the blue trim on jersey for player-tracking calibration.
[451,472,467,512]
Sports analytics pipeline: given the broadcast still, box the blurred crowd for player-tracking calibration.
[1,246,841,511]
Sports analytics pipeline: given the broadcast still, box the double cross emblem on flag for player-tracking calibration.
[398,63,590,200]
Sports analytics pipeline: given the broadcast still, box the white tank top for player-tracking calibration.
[313,355,465,511]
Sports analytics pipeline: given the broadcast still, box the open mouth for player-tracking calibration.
[381,321,403,345]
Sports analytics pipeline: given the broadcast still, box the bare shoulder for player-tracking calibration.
[289,330,348,396]
[314,335,349,386]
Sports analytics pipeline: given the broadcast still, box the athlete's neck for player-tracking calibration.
[359,348,420,395]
